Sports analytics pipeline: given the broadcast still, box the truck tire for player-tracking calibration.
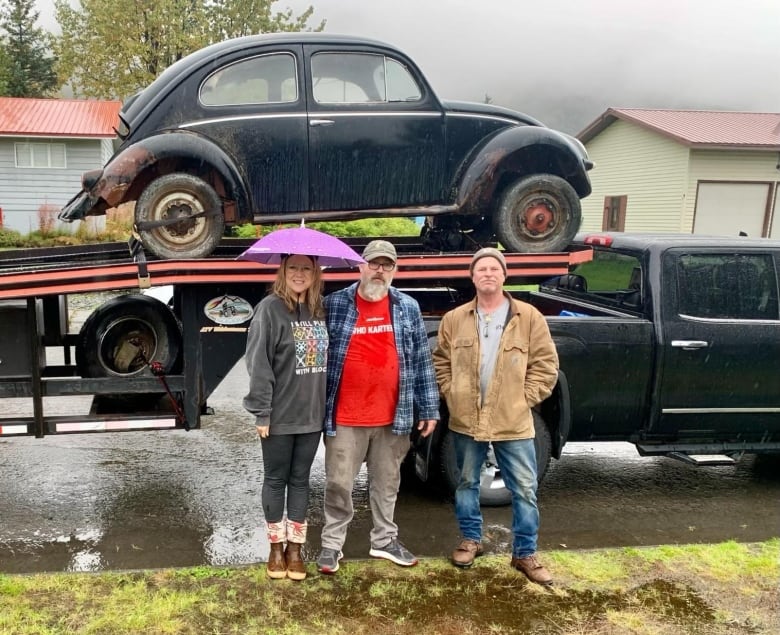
[440,412,552,507]
[76,294,182,380]
[493,174,581,253]
[135,173,225,260]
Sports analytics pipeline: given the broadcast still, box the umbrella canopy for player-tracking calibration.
[237,221,365,267]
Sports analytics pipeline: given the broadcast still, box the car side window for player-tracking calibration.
[200,53,298,106]
[311,52,422,104]
[385,58,422,102]
[677,253,779,320]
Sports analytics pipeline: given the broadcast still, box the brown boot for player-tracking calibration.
[451,539,483,568]
[266,521,287,580]
[511,553,553,586]
[285,519,307,581]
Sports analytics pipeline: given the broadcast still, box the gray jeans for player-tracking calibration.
[321,424,411,550]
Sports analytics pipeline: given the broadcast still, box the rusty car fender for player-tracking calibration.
[453,126,593,215]
[90,131,252,222]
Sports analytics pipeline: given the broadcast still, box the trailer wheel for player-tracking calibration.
[493,174,581,253]
[77,294,182,380]
[440,412,552,507]
[135,173,225,260]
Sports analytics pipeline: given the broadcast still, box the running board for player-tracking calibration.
[667,452,736,466]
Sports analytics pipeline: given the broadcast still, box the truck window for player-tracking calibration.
[567,250,643,308]
[677,254,779,320]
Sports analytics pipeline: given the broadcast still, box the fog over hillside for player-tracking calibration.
[35,0,780,134]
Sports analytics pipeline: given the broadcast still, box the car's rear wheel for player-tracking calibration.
[493,174,581,253]
[440,412,552,507]
[135,173,225,260]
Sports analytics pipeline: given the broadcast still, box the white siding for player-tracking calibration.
[581,120,690,233]
[684,150,780,235]
[0,137,107,234]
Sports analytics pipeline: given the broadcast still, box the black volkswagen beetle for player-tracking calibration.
[60,33,593,259]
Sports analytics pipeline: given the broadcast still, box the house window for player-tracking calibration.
[15,142,67,168]
[602,195,626,231]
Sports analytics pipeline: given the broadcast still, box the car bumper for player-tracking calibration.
[58,191,98,221]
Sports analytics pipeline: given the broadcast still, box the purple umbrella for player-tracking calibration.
[236,220,366,267]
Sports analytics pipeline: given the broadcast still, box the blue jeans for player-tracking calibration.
[452,431,539,559]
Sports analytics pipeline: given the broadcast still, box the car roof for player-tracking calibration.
[120,33,406,124]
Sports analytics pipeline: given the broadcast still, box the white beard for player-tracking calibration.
[361,278,390,301]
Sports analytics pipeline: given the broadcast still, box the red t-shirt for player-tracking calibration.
[334,293,399,426]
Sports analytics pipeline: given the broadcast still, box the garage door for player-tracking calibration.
[694,182,769,238]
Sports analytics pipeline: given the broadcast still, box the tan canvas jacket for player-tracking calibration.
[433,294,559,441]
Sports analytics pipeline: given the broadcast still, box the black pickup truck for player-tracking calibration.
[414,232,780,505]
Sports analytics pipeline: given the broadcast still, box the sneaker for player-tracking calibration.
[369,538,418,567]
[451,539,483,568]
[511,554,553,586]
[316,547,343,574]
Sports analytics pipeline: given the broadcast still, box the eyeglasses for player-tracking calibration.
[367,261,395,272]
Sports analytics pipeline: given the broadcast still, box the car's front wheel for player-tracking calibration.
[135,173,225,260]
[440,412,552,506]
[493,174,581,253]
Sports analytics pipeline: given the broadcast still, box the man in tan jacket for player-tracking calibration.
[432,247,559,585]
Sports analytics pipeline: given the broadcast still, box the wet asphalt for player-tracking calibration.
[1,357,778,575]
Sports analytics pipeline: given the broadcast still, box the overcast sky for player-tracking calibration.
[36,0,780,134]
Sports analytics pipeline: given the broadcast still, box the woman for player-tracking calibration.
[243,254,327,581]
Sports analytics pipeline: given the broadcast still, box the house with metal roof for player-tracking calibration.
[0,97,120,234]
[577,108,780,239]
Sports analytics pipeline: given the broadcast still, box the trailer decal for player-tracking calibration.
[203,295,253,325]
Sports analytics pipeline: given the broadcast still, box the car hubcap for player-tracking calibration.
[154,192,207,245]
[520,199,557,238]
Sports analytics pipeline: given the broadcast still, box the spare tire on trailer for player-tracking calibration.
[76,295,182,407]
[493,173,582,253]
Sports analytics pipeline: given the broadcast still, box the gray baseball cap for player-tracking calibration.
[362,240,397,263]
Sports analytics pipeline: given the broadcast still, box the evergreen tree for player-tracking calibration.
[0,0,58,97]
[54,0,324,100]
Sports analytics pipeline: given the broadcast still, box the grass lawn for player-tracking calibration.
[1,539,777,634]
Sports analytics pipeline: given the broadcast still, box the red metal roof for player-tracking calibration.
[578,108,780,150]
[0,97,121,138]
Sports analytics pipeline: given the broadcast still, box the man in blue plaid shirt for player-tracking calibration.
[317,240,439,574]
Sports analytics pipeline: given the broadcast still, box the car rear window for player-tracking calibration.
[200,53,298,106]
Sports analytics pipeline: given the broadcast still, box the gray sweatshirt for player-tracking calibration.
[242,294,327,435]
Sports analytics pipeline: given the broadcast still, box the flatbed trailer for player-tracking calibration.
[0,238,592,439]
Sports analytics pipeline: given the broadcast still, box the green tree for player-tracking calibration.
[0,0,58,97]
[54,0,324,100]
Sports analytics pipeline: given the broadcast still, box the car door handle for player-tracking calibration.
[309,119,334,127]
[671,340,709,350]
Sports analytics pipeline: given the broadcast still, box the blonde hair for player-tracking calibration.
[272,255,325,318]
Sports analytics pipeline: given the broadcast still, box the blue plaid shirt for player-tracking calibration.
[323,282,440,436]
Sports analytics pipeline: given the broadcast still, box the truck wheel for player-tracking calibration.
[493,174,581,253]
[135,173,225,260]
[76,294,182,380]
[440,413,552,507]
